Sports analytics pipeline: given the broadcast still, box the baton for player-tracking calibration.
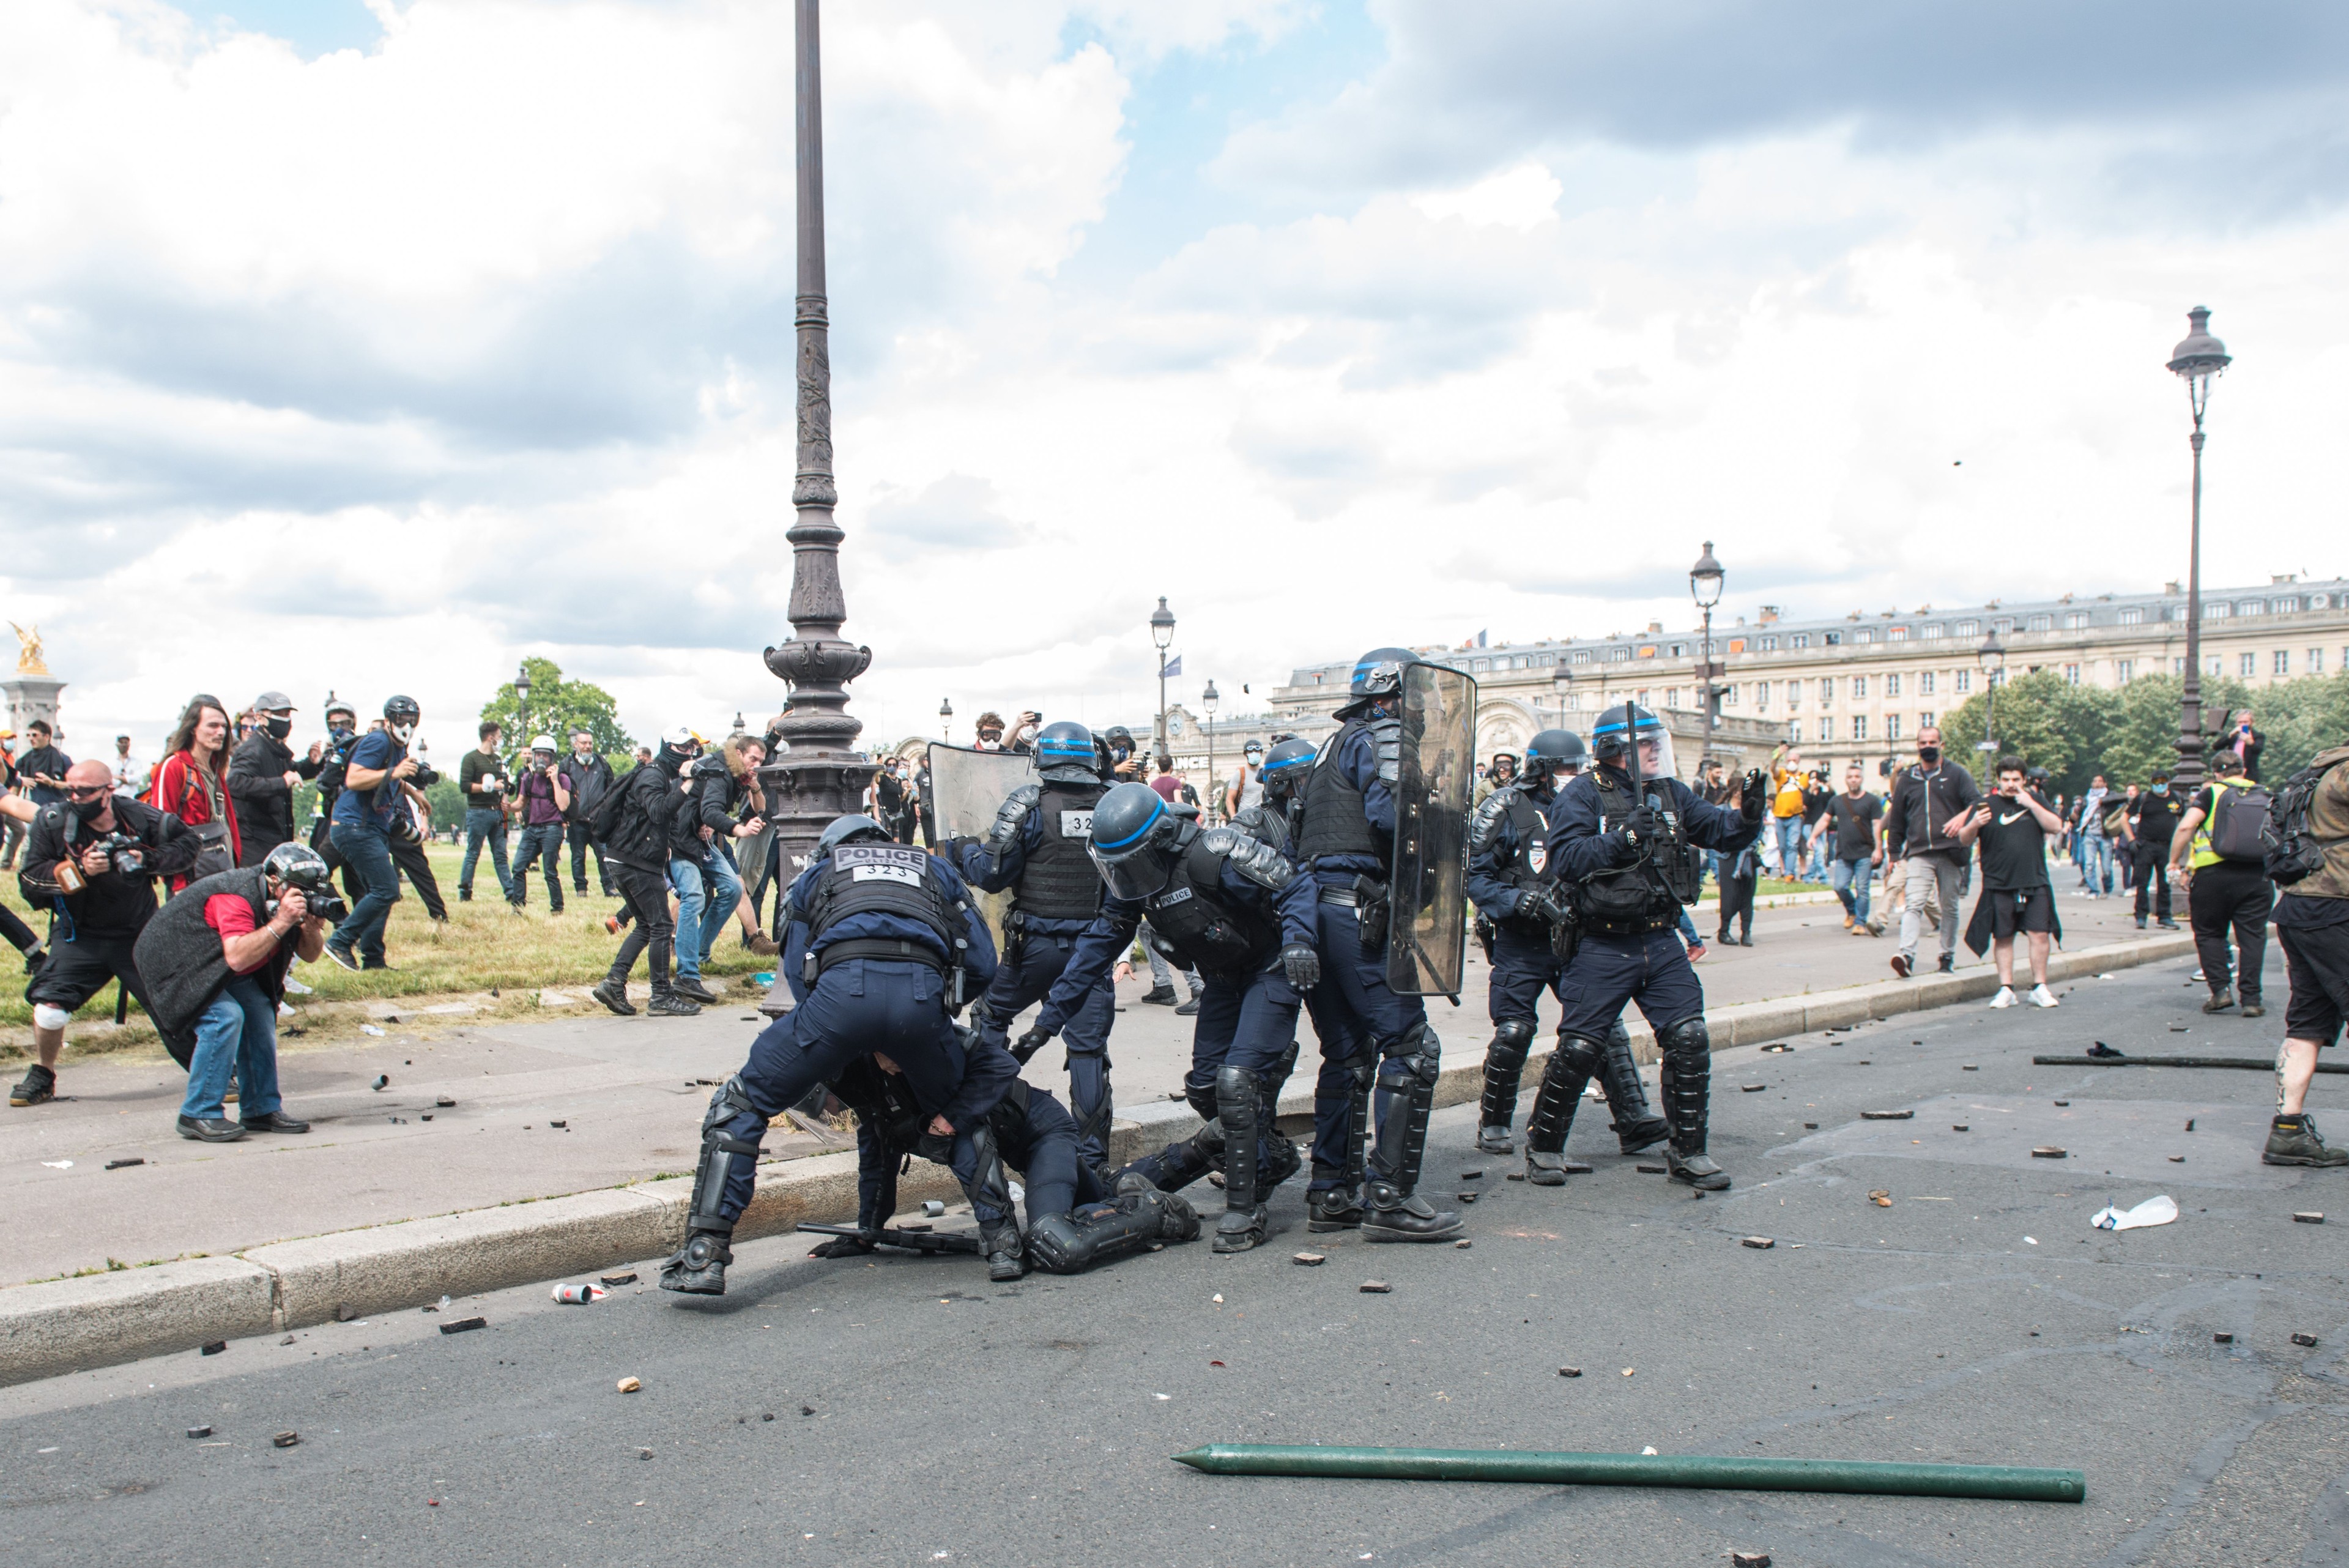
[796,1221,982,1255]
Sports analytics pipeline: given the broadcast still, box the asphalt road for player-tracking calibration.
[6,945,2344,1568]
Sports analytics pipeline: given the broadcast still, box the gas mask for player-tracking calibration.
[392,723,417,745]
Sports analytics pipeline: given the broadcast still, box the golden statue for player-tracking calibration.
[9,622,47,676]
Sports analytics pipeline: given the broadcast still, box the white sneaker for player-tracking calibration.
[2029,984,2060,1008]
[2190,970,2205,981]
[1990,986,2017,1009]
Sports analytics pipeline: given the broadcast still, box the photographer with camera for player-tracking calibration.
[457,721,520,908]
[134,842,337,1141]
[10,760,199,1109]
[324,696,424,972]
[226,691,321,866]
[511,735,570,913]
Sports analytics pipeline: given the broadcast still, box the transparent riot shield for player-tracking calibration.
[1387,661,1477,997]
[926,744,1039,841]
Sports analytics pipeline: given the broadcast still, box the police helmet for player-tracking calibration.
[1589,702,1675,779]
[1258,737,1317,803]
[1034,720,1098,784]
[262,842,333,897]
[1086,782,1181,902]
[815,814,892,857]
[382,694,421,726]
[1335,646,1417,718]
[1526,728,1585,776]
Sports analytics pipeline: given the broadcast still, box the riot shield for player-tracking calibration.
[1387,661,1477,997]
[926,744,1039,841]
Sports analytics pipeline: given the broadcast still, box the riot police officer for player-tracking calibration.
[1019,782,1318,1254]
[948,719,1118,1171]
[1289,648,1464,1243]
[1537,704,1763,1191]
[1468,729,1667,1161]
[1230,735,1317,852]
[805,1037,1200,1280]
[661,815,998,1295]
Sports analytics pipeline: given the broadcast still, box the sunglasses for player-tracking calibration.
[65,784,110,801]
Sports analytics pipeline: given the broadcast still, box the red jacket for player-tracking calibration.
[150,751,242,891]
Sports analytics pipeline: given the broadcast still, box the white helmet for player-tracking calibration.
[530,734,558,754]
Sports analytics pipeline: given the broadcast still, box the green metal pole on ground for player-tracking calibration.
[1171,1444,2085,1504]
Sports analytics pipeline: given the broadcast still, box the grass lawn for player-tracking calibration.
[1,842,771,1060]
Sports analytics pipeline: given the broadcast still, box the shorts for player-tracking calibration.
[24,929,146,1014]
[1986,885,2055,940]
[2279,921,2349,1049]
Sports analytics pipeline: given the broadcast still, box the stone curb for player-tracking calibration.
[0,931,2196,1386]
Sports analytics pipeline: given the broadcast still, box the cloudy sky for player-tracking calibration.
[4,1,2345,757]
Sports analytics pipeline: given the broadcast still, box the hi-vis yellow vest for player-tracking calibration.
[2190,776,2255,870]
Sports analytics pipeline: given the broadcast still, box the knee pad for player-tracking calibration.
[1489,1018,1536,1059]
[700,1074,759,1134]
[1384,1022,1441,1088]
[1184,1073,1220,1122]
[32,1003,70,1032]
[1551,1030,1602,1082]
[1657,1014,1710,1068]
[1215,1063,1261,1112]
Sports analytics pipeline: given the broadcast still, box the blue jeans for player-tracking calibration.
[328,820,399,964]
[460,808,514,901]
[513,823,566,910]
[182,975,281,1120]
[669,852,743,979]
[1771,818,1805,877]
[1830,856,1875,923]
[2081,834,2115,894]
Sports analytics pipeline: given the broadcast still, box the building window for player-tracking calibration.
[2064,612,2088,630]
[1665,686,1683,709]
[1921,623,1945,639]
[1887,713,1904,740]
[1954,619,1980,637]
[2206,601,2231,619]
[2027,614,2052,632]
[2277,596,2302,613]
[1919,711,1935,730]
[2239,600,2265,616]
[1956,670,1973,694]
[2120,606,2145,625]
[1855,628,1873,645]
[1572,649,1592,665]
[1635,689,1650,707]
[1817,716,1835,743]
[1788,719,1803,744]
[1824,630,1842,646]
[2240,652,2257,677]
[1638,645,1657,660]
[2311,648,2326,674]
[1852,715,1869,741]
[1609,645,1631,663]
[2275,648,2291,675]
[2117,659,2134,683]
[1759,635,1778,652]
[1855,675,1871,699]
[1889,626,1908,641]
[1310,672,1324,685]
[1792,633,1810,649]
[1885,672,1901,697]
[1669,642,1686,657]
[1727,637,1747,654]
[2065,663,2080,685]
[2173,656,2186,674]
[1920,671,1937,696]
[1820,677,1835,705]
[1992,617,2014,636]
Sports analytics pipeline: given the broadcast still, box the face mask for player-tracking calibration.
[73,795,109,822]
[265,716,292,740]
[2151,783,2168,795]
[392,723,416,745]
[1916,746,1940,764]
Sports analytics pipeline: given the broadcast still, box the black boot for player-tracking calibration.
[981,1222,1028,1282]
[1476,1018,1536,1155]
[1362,1182,1464,1241]
[1658,1017,1730,1191]
[9,1062,56,1108]
[1598,1023,1668,1153]
[591,976,637,1016]
[1523,1031,1600,1184]
[660,1229,733,1295]
[1307,1183,1363,1232]
[1213,1066,1268,1254]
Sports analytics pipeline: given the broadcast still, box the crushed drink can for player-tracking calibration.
[552,1283,609,1305]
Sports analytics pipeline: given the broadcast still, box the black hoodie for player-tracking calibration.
[605,745,688,871]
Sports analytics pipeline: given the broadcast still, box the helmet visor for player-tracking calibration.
[1091,841,1174,903]
[1628,727,1677,785]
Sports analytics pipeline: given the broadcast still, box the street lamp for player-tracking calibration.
[1977,633,2005,757]
[1689,541,1726,778]
[1149,596,1176,764]
[513,661,533,745]
[2167,305,2232,790]
[1201,678,1220,822]
[938,697,953,744]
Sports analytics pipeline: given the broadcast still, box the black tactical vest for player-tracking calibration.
[1502,787,1550,886]
[1572,771,1687,931]
[1294,723,1385,867]
[1143,835,1278,976]
[1015,782,1105,921]
[806,843,959,953]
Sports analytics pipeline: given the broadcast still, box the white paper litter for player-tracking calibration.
[360,1024,385,1036]
[2091,1195,2179,1232]
[2023,1236,2038,1245]
[40,1159,71,1169]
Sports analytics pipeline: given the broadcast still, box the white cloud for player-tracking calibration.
[1412,162,1560,231]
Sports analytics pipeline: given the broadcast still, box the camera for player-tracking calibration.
[272,887,351,926]
[51,831,148,893]
[408,760,441,789]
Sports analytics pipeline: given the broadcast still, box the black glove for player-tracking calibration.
[1012,1025,1055,1065]
[916,1129,956,1162]
[1620,804,1660,849]
[807,1232,878,1258]
[1280,941,1321,991]
[947,835,981,863]
[1740,769,1767,822]
[1519,885,1570,927]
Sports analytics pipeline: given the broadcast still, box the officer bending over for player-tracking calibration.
[662,815,996,1295]
[1468,729,1666,1164]
[1539,704,1762,1191]
[1019,783,1318,1254]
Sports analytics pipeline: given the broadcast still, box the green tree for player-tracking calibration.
[2226,671,2349,781]
[480,657,633,758]
[1937,671,2119,798]
[2094,673,2257,788]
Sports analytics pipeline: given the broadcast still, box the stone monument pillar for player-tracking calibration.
[4,623,64,740]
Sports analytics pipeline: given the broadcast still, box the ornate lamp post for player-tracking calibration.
[1689,541,1725,778]
[1201,678,1220,821]
[1977,633,2005,757]
[758,0,872,885]
[1149,597,1176,764]
[512,661,532,746]
[937,697,953,744]
[2166,305,2231,791]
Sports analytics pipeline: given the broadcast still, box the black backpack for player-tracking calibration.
[582,764,639,843]
[2205,779,2272,864]
[2263,762,2336,886]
